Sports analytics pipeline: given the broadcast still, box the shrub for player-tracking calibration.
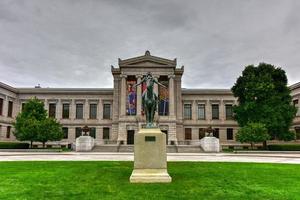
[268,144,300,151]
[0,142,29,149]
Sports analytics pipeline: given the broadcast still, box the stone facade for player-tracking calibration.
[0,51,300,148]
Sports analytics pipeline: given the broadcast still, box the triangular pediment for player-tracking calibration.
[119,51,176,67]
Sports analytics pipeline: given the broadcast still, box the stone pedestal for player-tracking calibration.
[130,128,172,183]
[200,136,220,152]
[75,136,95,152]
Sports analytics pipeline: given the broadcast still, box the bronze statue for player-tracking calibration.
[133,72,167,128]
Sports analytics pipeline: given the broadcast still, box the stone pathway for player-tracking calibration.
[0,152,300,164]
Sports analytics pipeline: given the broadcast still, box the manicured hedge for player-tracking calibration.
[0,142,29,149]
[268,144,300,151]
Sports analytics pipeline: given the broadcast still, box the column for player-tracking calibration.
[70,100,76,120]
[220,100,225,121]
[68,127,76,143]
[192,100,197,120]
[136,75,142,116]
[153,75,159,118]
[56,100,62,120]
[168,74,175,117]
[96,127,103,145]
[120,74,127,116]
[84,99,89,120]
[2,96,8,117]
[98,99,103,120]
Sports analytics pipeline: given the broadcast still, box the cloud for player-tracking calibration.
[0,0,299,89]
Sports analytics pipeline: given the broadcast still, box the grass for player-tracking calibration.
[0,162,300,200]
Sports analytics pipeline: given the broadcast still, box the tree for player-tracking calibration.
[36,118,63,148]
[13,97,63,148]
[232,63,297,148]
[236,122,270,149]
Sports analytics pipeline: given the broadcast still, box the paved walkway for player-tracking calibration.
[1,152,300,164]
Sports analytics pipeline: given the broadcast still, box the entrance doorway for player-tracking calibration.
[161,130,168,145]
[127,130,135,145]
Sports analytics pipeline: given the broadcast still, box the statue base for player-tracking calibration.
[75,136,95,152]
[200,136,220,152]
[129,128,172,183]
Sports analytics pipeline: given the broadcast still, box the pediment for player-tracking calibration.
[118,51,176,68]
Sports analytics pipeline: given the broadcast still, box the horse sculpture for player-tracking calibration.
[133,72,167,128]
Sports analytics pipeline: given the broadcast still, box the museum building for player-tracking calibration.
[0,51,300,150]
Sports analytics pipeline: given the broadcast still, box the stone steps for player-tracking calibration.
[92,145,203,153]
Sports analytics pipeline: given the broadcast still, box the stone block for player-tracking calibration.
[200,136,220,152]
[75,136,95,152]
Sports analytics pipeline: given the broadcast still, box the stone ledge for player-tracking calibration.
[130,169,172,183]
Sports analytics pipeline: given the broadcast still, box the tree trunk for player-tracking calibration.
[263,141,267,150]
[42,142,45,148]
[251,142,254,150]
[30,141,33,148]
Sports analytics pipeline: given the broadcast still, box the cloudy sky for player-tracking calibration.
[0,0,299,89]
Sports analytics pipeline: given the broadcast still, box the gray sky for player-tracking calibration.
[0,0,300,89]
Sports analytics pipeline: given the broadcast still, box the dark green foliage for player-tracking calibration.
[268,144,300,151]
[0,161,300,200]
[236,122,270,149]
[13,97,63,148]
[232,63,297,141]
[0,142,29,149]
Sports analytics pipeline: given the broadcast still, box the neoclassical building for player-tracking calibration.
[0,51,300,150]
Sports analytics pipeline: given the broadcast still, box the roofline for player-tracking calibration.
[289,82,300,90]
[0,82,18,93]
[17,88,113,95]
[182,88,232,95]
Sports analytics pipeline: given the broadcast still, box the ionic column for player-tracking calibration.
[56,100,62,120]
[220,100,225,121]
[192,100,197,120]
[120,74,127,116]
[168,74,176,117]
[84,99,89,120]
[136,75,143,116]
[153,75,159,117]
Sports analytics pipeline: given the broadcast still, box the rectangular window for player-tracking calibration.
[103,127,110,139]
[199,128,206,139]
[62,127,68,139]
[225,105,233,120]
[227,128,233,140]
[22,103,26,111]
[90,127,96,138]
[75,127,82,138]
[76,104,83,119]
[8,101,13,117]
[212,104,219,120]
[49,103,56,118]
[89,104,97,119]
[184,104,192,120]
[62,104,70,119]
[293,99,299,106]
[103,104,111,119]
[185,128,192,140]
[6,126,11,138]
[197,104,205,120]
[213,128,219,138]
[0,98,3,115]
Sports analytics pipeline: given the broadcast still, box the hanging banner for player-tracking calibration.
[126,80,137,115]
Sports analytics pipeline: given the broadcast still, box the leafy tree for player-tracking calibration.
[13,97,63,148]
[232,63,297,147]
[36,118,63,148]
[236,122,270,149]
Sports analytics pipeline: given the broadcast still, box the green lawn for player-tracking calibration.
[0,162,299,200]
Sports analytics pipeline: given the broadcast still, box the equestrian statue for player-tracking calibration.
[132,72,167,128]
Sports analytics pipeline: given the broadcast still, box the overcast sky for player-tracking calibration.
[0,0,299,89]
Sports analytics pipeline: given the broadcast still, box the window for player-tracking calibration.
[199,128,206,139]
[295,127,300,140]
[22,103,26,112]
[0,98,3,115]
[197,104,205,120]
[185,128,192,140]
[8,101,13,117]
[89,104,97,119]
[293,99,299,106]
[90,127,96,138]
[62,104,70,119]
[184,104,192,120]
[103,104,111,119]
[62,127,68,139]
[6,126,11,138]
[213,128,219,138]
[49,103,56,118]
[75,127,82,138]
[212,104,219,120]
[225,105,233,120]
[76,104,83,119]
[103,127,110,139]
[227,128,233,140]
